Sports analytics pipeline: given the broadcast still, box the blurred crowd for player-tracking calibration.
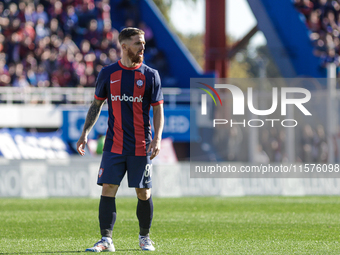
[257,124,328,163]
[0,0,121,87]
[214,124,329,163]
[0,0,170,88]
[294,0,340,66]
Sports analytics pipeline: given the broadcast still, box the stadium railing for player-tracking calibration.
[0,87,191,106]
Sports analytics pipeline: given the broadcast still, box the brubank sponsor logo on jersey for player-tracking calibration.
[111,94,143,102]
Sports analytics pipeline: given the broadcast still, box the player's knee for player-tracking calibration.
[137,193,151,200]
[136,188,151,200]
[102,184,119,197]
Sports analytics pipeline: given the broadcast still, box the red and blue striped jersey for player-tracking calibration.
[94,60,164,156]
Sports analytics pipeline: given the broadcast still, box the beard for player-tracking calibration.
[127,48,143,65]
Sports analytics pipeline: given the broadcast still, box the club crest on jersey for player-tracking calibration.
[135,79,144,88]
[98,168,104,178]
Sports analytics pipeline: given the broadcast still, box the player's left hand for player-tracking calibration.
[147,139,161,160]
[76,133,87,156]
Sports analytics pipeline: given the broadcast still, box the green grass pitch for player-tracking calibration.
[1,196,340,254]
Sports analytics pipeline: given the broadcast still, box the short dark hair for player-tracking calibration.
[118,27,145,44]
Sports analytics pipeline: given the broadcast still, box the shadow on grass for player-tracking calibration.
[0,249,140,254]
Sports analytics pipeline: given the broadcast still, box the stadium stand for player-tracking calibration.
[0,0,173,89]
[294,0,340,67]
[247,0,326,77]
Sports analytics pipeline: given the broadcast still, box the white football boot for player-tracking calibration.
[85,237,115,252]
[139,235,155,251]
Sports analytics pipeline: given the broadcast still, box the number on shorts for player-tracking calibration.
[144,164,152,177]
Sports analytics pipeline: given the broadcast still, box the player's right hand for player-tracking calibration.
[76,134,87,156]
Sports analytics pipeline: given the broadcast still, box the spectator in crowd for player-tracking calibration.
[295,0,340,67]
[298,124,329,162]
[63,5,78,38]
[35,4,49,24]
[13,74,30,88]
[118,0,140,25]
[138,22,155,48]
[36,64,50,87]
[0,57,11,87]
[84,19,101,48]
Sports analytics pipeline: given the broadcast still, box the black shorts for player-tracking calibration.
[97,151,152,188]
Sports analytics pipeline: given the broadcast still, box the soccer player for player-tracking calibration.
[76,27,164,252]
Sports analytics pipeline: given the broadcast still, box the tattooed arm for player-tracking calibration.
[76,98,105,156]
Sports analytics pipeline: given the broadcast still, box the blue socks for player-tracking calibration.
[136,196,153,236]
[99,196,116,238]
[98,195,154,238]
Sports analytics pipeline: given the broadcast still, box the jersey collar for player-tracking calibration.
[118,60,142,70]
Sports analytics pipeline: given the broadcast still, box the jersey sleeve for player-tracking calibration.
[151,70,164,106]
[94,69,108,100]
